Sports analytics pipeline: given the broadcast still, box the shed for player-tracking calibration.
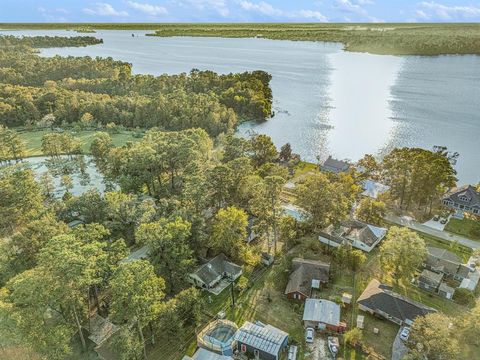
[356,315,364,329]
[234,321,289,360]
[342,293,352,305]
[302,299,346,332]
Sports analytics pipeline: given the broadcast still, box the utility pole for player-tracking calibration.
[230,280,235,307]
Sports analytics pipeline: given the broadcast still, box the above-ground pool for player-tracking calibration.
[197,320,238,356]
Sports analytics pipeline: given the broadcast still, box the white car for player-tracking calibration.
[305,327,315,343]
[400,327,410,342]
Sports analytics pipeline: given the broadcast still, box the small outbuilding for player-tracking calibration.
[234,321,289,360]
[302,299,346,333]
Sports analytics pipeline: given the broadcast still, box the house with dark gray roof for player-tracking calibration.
[319,220,387,253]
[357,279,436,326]
[234,321,289,360]
[188,254,242,295]
[443,185,480,217]
[424,247,472,282]
[285,258,330,301]
[320,156,350,174]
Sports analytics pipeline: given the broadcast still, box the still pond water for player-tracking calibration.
[2,30,479,184]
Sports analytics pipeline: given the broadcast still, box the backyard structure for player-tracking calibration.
[442,185,480,217]
[361,179,390,199]
[320,156,350,173]
[234,321,289,360]
[416,269,455,299]
[318,220,387,253]
[284,258,330,301]
[302,299,347,333]
[189,254,243,295]
[197,319,238,356]
[357,279,436,326]
[85,314,121,360]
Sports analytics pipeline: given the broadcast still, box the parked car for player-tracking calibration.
[433,215,440,221]
[440,217,448,224]
[400,327,410,342]
[305,327,315,343]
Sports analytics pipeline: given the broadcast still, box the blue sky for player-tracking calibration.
[2,0,480,23]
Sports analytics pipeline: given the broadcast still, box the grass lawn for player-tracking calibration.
[445,217,480,241]
[18,129,142,156]
[293,161,317,179]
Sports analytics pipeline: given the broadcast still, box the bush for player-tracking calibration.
[344,328,363,348]
[453,288,475,305]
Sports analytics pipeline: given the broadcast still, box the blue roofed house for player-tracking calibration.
[361,180,390,199]
[234,321,289,360]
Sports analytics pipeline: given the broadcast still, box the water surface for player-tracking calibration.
[1,29,478,184]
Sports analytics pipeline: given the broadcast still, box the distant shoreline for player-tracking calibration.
[1,23,480,56]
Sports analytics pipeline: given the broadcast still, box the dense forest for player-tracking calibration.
[0,35,102,48]
[0,36,272,136]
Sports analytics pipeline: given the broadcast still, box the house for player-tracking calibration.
[234,321,289,360]
[302,299,346,332]
[261,252,275,266]
[424,247,472,282]
[361,180,390,199]
[86,314,121,360]
[319,220,387,253]
[320,156,350,173]
[416,269,455,299]
[357,279,436,326]
[189,254,243,295]
[285,258,330,301]
[442,185,480,218]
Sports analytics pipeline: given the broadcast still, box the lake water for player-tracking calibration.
[2,29,479,184]
[18,155,110,198]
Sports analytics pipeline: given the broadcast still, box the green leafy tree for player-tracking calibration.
[296,173,351,231]
[0,168,45,236]
[344,327,363,348]
[408,313,460,360]
[211,206,249,263]
[250,134,277,167]
[136,218,194,293]
[109,260,165,359]
[278,143,292,162]
[380,226,427,283]
[355,197,386,225]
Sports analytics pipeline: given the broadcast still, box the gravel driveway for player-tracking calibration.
[392,327,408,360]
[305,337,334,360]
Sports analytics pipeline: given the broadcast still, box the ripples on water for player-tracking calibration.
[1,29,478,184]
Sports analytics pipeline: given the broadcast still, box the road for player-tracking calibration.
[385,214,479,249]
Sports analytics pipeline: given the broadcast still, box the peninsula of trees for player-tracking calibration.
[0,35,273,135]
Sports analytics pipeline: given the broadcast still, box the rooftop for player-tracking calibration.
[192,253,242,286]
[443,185,480,207]
[357,279,435,323]
[285,258,330,296]
[234,322,288,356]
[361,180,390,199]
[302,299,341,326]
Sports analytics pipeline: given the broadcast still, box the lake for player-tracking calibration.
[2,29,479,184]
[18,155,111,198]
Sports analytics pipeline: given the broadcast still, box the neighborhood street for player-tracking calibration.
[385,214,480,249]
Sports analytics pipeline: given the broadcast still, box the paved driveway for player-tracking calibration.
[392,327,408,360]
[423,215,450,231]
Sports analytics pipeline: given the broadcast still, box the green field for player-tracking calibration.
[445,217,480,241]
[2,23,480,55]
[17,129,142,156]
